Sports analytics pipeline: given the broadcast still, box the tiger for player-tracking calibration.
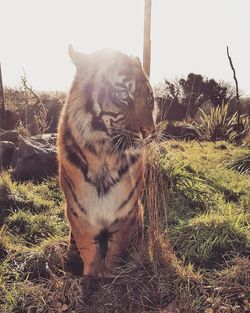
[57,45,156,277]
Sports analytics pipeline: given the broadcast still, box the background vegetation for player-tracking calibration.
[0,73,250,312]
[0,139,249,312]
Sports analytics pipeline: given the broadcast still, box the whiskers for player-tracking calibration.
[153,121,171,144]
[109,127,158,154]
[109,128,136,154]
[89,123,169,161]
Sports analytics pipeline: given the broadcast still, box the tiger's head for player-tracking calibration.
[67,46,156,151]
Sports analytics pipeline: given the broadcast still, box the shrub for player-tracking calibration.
[154,74,233,122]
[228,152,250,174]
[3,73,65,135]
[189,102,249,141]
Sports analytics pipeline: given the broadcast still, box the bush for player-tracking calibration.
[154,73,234,122]
[228,152,250,174]
[189,102,249,141]
[3,74,65,134]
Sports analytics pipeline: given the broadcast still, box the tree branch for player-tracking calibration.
[226,46,240,133]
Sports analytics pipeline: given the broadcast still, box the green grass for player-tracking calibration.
[169,212,249,268]
[3,174,63,209]
[6,210,67,246]
[0,140,249,312]
[228,152,250,175]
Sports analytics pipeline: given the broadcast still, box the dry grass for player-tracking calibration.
[0,140,249,312]
[0,238,201,312]
[0,144,202,313]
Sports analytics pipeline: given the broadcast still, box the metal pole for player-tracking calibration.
[143,0,151,78]
[0,63,5,129]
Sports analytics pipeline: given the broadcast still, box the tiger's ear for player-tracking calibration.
[68,44,88,67]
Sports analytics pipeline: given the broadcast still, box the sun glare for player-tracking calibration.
[0,0,144,91]
[0,0,250,94]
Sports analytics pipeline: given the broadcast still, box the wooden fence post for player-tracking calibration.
[0,63,5,129]
[143,0,152,78]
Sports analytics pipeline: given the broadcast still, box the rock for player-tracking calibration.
[0,141,17,169]
[0,129,20,145]
[13,134,58,182]
[30,133,57,146]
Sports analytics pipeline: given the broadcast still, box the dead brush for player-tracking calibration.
[205,257,250,312]
[53,142,204,312]
[141,142,173,268]
[52,143,180,312]
[0,142,205,313]
[42,142,203,312]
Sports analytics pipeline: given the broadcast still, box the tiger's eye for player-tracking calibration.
[147,94,154,109]
[147,94,153,103]
[117,90,129,102]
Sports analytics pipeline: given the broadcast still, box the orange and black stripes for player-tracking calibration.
[117,175,142,211]
[57,47,155,276]
[94,229,113,259]
[61,167,86,214]
[62,123,141,197]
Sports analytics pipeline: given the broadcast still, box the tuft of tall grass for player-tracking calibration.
[146,147,217,225]
[169,212,250,268]
[5,210,67,246]
[228,152,250,175]
[189,102,249,141]
[0,172,64,215]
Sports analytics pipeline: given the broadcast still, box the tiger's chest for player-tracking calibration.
[71,151,143,228]
[85,161,121,197]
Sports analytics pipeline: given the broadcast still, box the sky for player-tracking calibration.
[0,0,250,95]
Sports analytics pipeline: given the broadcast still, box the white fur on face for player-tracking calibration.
[110,73,136,100]
[125,78,136,94]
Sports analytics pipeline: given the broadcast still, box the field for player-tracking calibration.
[0,140,249,313]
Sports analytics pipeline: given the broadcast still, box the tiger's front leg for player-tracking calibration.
[105,207,143,272]
[66,207,102,277]
[59,168,102,276]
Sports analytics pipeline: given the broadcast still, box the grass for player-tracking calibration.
[169,212,249,268]
[5,210,66,246]
[228,152,250,175]
[0,140,249,312]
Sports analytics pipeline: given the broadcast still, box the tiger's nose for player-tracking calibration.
[139,126,155,139]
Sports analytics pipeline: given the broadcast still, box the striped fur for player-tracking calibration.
[57,46,155,277]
